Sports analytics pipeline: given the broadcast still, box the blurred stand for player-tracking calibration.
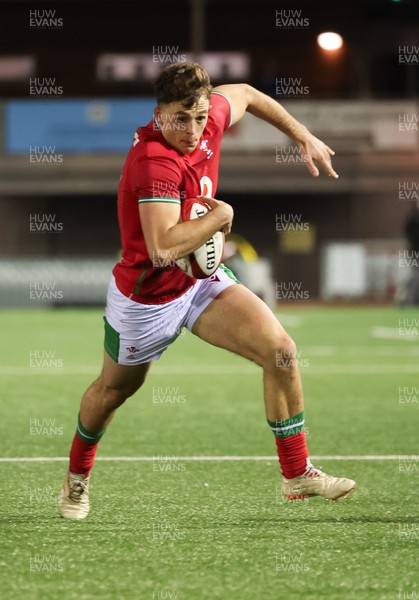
[0,258,116,308]
[223,234,276,309]
[400,200,419,306]
[0,86,418,310]
[321,240,404,303]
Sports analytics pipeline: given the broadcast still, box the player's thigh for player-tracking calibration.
[191,284,294,365]
[100,351,151,395]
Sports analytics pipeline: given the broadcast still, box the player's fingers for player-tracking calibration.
[321,155,339,179]
[304,155,319,177]
[200,196,219,210]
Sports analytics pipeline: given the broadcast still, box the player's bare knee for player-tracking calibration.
[95,373,145,411]
[259,333,297,372]
[101,382,140,410]
[275,335,298,370]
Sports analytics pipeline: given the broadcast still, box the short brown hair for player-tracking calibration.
[154,62,212,108]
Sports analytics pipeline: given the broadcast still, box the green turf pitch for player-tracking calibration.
[0,306,418,600]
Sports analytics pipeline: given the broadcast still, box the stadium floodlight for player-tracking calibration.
[317,32,344,51]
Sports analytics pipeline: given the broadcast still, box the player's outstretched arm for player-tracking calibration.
[214,83,338,179]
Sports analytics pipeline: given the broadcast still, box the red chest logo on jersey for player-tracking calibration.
[199,139,213,160]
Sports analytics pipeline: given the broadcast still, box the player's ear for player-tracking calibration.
[154,106,161,124]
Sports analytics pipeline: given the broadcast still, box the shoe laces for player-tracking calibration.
[68,476,88,501]
[303,462,324,478]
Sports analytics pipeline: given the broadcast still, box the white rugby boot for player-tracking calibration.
[282,459,356,501]
[58,472,90,519]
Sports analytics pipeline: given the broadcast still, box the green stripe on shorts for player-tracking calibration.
[134,268,149,297]
[103,317,120,363]
[219,262,240,284]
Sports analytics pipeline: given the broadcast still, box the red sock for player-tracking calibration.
[69,434,99,477]
[275,432,309,479]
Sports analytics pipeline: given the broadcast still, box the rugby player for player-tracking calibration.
[59,62,356,519]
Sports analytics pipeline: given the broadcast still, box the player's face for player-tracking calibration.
[154,95,210,154]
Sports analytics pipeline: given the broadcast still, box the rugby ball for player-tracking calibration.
[175,198,224,279]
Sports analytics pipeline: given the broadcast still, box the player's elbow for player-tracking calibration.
[146,242,173,266]
[242,84,260,109]
[146,233,181,267]
[231,83,256,112]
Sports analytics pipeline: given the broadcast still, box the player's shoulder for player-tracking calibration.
[208,90,233,130]
[210,90,229,102]
[131,123,181,163]
[209,90,230,112]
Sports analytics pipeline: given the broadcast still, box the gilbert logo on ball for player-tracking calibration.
[175,198,224,279]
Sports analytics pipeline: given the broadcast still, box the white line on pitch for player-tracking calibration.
[0,455,417,462]
[0,365,418,376]
[276,315,301,327]
[371,326,419,342]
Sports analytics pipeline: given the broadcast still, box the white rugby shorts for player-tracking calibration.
[104,265,238,365]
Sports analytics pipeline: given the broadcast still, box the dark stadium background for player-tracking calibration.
[0,0,418,299]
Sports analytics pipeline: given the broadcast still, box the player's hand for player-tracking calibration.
[298,132,339,179]
[198,196,234,235]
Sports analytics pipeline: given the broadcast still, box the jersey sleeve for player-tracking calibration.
[133,156,182,206]
[210,92,234,131]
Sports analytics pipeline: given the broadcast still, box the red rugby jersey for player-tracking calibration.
[112,92,233,304]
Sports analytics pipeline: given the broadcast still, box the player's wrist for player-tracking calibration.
[292,124,310,145]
